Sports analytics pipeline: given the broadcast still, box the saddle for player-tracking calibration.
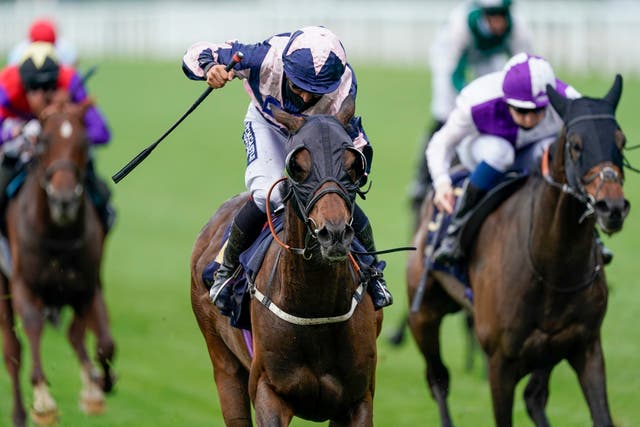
[425,169,529,293]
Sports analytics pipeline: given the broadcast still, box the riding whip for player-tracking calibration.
[111,51,244,183]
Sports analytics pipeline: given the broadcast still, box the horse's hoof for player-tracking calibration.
[80,396,105,415]
[30,408,58,427]
[101,371,117,393]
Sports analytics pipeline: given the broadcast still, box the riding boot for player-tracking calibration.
[210,199,267,313]
[594,229,613,265]
[433,182,487,266]
[85,160,116,233]
[354,211,393,310]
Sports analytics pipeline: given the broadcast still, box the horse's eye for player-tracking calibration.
[568,135,583,161]
[285,147,311,183]
[343,148,365,184]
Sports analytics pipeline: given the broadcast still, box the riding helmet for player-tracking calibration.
[282,26,347,95]
[18,41,60,91]
[502,52,556,109]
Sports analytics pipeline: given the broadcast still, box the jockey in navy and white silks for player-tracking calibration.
[182,26,392,313]
[183,27,370,213]
[427,53,581,264]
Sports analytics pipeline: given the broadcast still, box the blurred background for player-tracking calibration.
[1,0,640,73]
[0,1,638,426]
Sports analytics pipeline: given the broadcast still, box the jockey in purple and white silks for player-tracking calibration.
[426,53,583,264]
[182,26,392,313]
[409,0,533,224]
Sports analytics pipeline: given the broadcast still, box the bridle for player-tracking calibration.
[249,176,364,326]
[40,159,84,200]
[531,113,622,292]
[540,114,623,223]
[265,176,360,268]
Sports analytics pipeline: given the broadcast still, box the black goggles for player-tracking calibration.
[24,79,57,92]
[288,80,323,99]
[510,105,546,115]
[483,7,509,16]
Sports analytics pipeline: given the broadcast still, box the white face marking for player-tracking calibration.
[60,120,73,138]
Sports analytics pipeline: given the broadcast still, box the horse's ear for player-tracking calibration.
[271,104,305,133]
[603,74,623,111]
[335,94,355,126]
[547,84,568,118]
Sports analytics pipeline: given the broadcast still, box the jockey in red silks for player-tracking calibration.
[182,26,393,312]
[0,42,115,232]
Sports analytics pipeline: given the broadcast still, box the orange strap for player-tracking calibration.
[541,145,550,178]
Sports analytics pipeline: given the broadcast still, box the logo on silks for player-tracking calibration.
[283,115,365,218]
[243,122,257,165]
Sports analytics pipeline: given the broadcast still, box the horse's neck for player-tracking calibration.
[277,209,354,315]
[529,180,597,280]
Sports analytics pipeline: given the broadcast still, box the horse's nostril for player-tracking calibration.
[316,221,351,247]
[594,200,610,215]
[316,227,331,244]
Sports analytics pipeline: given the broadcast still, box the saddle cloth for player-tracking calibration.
[425,169,529,300]
[202,214,377,330]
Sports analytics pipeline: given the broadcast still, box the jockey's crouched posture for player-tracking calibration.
[182,26,393,311]
[426,52,613,265]
[0,42,115,233]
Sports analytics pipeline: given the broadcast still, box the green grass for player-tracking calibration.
[0,59,638,426]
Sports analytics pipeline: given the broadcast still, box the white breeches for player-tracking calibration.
[456,134,557,173]
[242,104,287,213]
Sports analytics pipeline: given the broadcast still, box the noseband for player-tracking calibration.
[288,176,355,236]
[266,177,358,262]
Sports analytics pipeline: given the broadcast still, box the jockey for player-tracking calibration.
[428,52,606,266]
[182,26,393,312]
[7,18,78,66]
[0,42,115,233]
[409,0,533,221]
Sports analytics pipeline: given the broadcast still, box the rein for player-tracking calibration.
[530,151,601,293]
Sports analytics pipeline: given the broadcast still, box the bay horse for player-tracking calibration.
[407,75,629,427]
[0,96,116,427]
[191,96,383,426]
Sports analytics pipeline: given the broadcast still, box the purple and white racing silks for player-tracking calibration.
[426,53,581,192]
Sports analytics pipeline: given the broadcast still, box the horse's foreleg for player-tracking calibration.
[10,280,57,425]
[568,339,614,427]
[253,377,294,427]
[408,304,454,427]
[0,280,27,427]
[487,353,518,427]
[523,368,552,427]
[86,287,116,393]
[68,308,105,415]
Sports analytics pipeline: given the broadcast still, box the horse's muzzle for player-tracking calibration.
[594,197,630,234]
[316,221,354,262]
